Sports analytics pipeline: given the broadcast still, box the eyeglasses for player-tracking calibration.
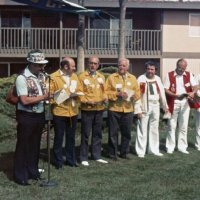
[89,62,98,65]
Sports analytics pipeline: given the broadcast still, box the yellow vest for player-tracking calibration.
[79,71,106,111]
[50,70,82,117]
[105,72,140,113]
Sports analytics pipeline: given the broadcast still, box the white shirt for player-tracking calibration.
[163,71,197,103]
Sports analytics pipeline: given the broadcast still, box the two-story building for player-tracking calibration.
[1,0,200,78]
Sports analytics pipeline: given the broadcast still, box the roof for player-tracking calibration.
[0,0,25,5]
[2,0,200,9]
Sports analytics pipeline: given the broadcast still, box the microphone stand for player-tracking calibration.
[40,73,57,187]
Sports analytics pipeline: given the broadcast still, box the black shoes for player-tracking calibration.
[108,155,118,161]
[14,179,31,186]
[55,164,63,170]
[29,175,44,181]
[66,162,79,167]
[119,154,130,160]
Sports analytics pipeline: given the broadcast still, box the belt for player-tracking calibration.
[81,102,104,107]
[148,100,159,104]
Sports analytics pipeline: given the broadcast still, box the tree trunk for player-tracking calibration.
[118,0,127,60]
[77,0,85,73]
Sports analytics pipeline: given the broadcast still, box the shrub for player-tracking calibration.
[0,75,17,118]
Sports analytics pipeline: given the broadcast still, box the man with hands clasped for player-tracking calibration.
[79,56,108,166]
[105,58,140,160]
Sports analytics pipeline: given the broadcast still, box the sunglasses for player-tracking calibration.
[89,62,98,65]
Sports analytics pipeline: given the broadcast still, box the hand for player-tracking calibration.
[117,92,128,100]
[43,92,50,101]
[137,113,143,119]
[188,92,195,99]
[103,98,108,103]
[87,101,96,106]
[176,93,188,100]
[130,95,135,101]
[163,108,169,113]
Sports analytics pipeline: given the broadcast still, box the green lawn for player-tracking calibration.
[0,115,200,200]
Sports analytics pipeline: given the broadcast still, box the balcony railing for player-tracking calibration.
[0,28,161,57]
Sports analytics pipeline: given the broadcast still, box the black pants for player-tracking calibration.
[53,115,77,166]
[108,110,133,158]
[80,110,103,161]
[14,110,45,182]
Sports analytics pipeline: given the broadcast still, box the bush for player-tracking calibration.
[0,75,17,141]
[98,66,118,79]
[0,75,17,118]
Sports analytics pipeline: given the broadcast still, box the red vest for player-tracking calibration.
[140,81,160,94]
[167,71,200,114]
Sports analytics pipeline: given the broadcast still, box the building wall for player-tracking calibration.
[162,10,200,53]
[161,58,200,80]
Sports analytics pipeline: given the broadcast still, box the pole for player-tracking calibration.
[40,76,57,187]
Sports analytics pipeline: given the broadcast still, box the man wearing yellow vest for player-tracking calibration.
[79,56,108,166]
[50,57,82,168]
[105,58,140,160]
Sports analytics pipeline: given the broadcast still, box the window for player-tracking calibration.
[0,11,31,48]
[110,19,132,48]
[189,13,200,37]
[88,15,132,49]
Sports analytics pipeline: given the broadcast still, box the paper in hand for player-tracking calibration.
[54,88,70,105]
[124,88,135,102]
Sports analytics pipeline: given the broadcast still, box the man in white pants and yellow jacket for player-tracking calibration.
[135,61,168,158]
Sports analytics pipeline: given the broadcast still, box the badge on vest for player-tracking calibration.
[185,82,191,87]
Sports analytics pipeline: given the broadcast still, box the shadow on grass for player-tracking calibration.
[0,151,14,181]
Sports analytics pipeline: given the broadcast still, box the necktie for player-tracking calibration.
[149,82,154,95]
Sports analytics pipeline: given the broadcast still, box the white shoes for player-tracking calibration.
[96,159,108,164]
[81,159,108,166]
[196,147,200,151]
[167,150,174,154]
[138,154,145,158]
[179,150,189,154]
[154,152,163,157]
[81,161,89,166]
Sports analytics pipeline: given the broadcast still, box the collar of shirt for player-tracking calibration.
[88,70,96,77]
[24,66,37,79]
[59,69,70,77]
[173,71,187,77]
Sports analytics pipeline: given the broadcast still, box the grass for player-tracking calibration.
[1,76,200,200]
[0,114,200,200]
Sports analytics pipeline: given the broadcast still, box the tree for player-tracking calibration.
[118,0,128,59]
[77,0,85,73]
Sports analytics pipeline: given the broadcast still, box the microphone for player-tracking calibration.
[42,71,51,78]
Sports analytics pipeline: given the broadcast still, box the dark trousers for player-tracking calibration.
[14,111,45,182]
[108,110,133,158]
[53,115,77,166]
[80,110,103,161]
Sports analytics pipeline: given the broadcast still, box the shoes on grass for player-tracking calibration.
[81,161,89,166]
[95,159,108,164]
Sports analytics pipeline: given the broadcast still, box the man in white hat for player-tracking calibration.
[14,49,49,186]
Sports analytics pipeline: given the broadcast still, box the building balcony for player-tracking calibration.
[0,28,161,58]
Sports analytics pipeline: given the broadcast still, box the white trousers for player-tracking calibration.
[195,109,200,149]
[135,102,160,156]
[166,101,190,152]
